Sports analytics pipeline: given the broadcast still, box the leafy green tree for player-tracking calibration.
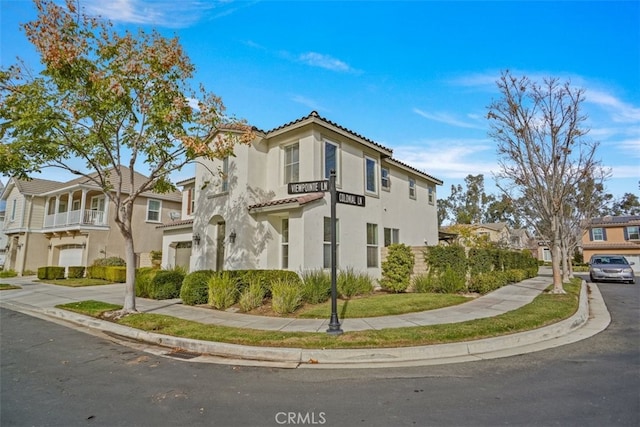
[439,174,495,225]
[612,193,640,216]
[0,0,253,313]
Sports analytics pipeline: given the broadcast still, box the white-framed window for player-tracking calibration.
[365,156,377,194]
[90,196,105,211]
[428,185,435,205]
[591,227,605,241]
[366,223,378,268]
[324,140,340,182]
[409,178,416,199]
[323,216,339,268]
[626,226,639,240]
[72,200,81,211]
[186,187,195,215]
[10,199,16,221]
[221,156,229,193]
[284,143,300,184]
[381,167,390,190]
[282,218,289,269]
[147,199,161,222]
[384,227,399,247]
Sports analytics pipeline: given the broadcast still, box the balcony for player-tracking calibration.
[44,209,107,229]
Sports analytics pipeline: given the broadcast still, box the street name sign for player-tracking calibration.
[287,180,329,195]
[336,191,365,207]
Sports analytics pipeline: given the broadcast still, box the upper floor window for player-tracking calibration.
[381,167,390,191]
[324,140,340,181]
[409,178,416,199]
[428,185,435,205]
[626,226,640,240]
[186,188,195,216]
[284,143,299,184]
[147,199,161,222]
[10,199,16,221]
[591,227,605,241]
[365,156,377,194]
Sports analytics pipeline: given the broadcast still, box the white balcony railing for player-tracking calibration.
[44,209,107,228]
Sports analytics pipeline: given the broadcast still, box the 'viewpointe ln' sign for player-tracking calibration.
[287,180,329,194]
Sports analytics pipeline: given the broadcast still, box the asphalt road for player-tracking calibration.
[1,280,638,427]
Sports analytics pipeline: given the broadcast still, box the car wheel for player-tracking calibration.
[590,275,596,283]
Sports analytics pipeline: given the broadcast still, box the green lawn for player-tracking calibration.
[37,278,114,287]
[0,283,21,290]
[57,279,581,349]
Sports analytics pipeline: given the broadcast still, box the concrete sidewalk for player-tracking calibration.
[0,272,611,368]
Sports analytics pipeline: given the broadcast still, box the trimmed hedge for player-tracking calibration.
[37,266,65,280]
[67,266,85,279]
[88,265,126,282]
[149,269,185,300]
[135,267,158,298]
[180,270,216,305]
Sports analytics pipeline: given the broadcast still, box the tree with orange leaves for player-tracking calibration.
[0,0,253,313]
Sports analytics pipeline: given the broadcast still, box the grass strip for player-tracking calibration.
[0,283,21,290]
[38,278,115,287]
[57,280,580,349]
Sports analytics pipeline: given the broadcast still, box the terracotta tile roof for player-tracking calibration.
[263,111,393,156]
[13,177,66,195]
[582,241,640,250]
[248,192,325,212]
[156,218,194,229]
[384,157,443,185]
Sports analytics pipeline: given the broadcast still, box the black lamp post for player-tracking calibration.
[326,169,343,335]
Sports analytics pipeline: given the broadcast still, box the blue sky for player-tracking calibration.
[1,0,639,202]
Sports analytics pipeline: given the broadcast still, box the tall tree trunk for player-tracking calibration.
[122,233,137,312]
[550,217,566,294]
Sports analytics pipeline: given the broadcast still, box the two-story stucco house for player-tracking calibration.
[160,111,443,278]
[582,215,640,272]
[1,167,181,275]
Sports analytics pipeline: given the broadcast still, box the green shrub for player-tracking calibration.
[271,279,303,314]
[469,271,509,294]
[338,268,373,298]
[86,265,106,279]
[381,244,415,293]
[0,269,18,278]
[412,273,436,293]
[135,267,158,298]
[67,266,85,279]
[238,277,267,312]
[93,257,126,267]
[180,270,215,305]
[37,266,65,280]
[104,266,126,283]
[149,269,185,300]
[301,269,331,304]
[208,272,238,310]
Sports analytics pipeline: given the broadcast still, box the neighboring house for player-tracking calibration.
[160,111,443,278]
[440,222,533,251]
[582,215,640,272]
[1,167,181,275]
[157,177,195,271]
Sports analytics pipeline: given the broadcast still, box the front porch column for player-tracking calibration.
[80,189,87,224]
[65,191,73,224]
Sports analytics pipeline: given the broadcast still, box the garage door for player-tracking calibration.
[59,246,83,267]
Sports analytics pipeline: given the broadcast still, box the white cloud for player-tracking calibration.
[585,89,640,123]
[413,108,483,129]
[393,139,499,179]
[298,52,358,73]
[290,94,327,112]
[82,0,240,28]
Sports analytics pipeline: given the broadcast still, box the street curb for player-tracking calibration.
[3,280,609,369]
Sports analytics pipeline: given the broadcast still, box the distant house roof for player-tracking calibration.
[3,166,181,202]
[586,215,640,227]
[156,218,194,229]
